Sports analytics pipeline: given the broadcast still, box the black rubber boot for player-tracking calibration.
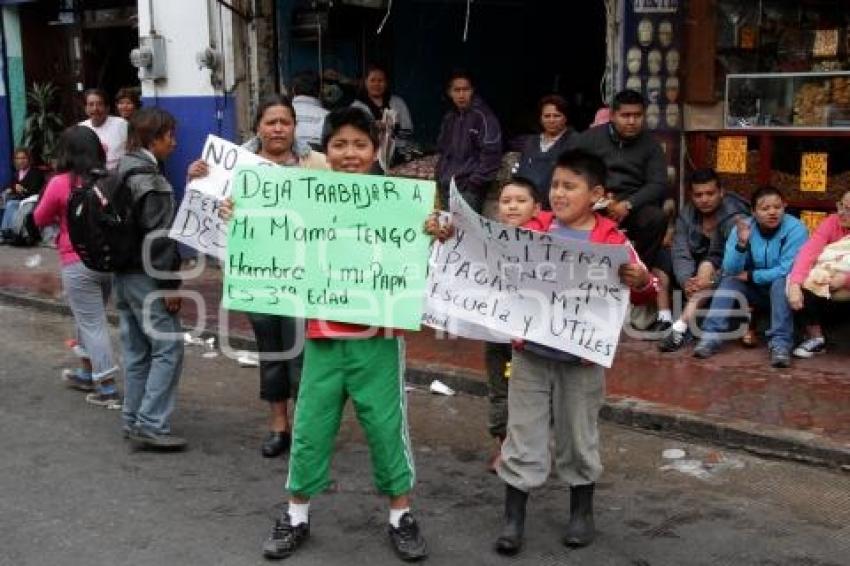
[563,483,595,547]
[495,483,528,555]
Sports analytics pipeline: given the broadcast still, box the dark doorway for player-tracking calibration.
[277,0,607,148]
[388,0,608,146]
[18,1,81,126]
[19,1,139,124]
[82,25,139,99]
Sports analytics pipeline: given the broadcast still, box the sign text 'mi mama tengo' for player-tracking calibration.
[223,165,436,330]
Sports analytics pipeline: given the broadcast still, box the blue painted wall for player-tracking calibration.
[141,94,237,201]
[1,6,26,188]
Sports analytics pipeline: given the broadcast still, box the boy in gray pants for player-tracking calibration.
[495,150,657,554]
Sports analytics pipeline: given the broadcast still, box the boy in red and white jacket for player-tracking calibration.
[495,149,657,556]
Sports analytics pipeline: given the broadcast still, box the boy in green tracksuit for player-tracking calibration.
[261,107,428,562]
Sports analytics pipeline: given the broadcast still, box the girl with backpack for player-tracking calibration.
[33,126,121,408]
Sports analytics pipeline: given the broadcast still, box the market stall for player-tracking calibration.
[683,0,850,231]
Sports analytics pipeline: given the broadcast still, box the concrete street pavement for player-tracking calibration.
[1,303,849,566]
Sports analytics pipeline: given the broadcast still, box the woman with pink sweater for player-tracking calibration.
[33,126,120,407]
[787,190,850,358]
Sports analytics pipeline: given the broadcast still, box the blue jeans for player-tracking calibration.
[701,275,793,351]
[0,199,21,231]
[115,273,184,434]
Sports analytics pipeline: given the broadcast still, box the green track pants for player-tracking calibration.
[286,337,416,497]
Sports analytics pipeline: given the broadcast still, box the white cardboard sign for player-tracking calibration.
[423,184,632,367]
[170,135,273,259]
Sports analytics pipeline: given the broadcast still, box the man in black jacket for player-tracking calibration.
[572,90,668,269]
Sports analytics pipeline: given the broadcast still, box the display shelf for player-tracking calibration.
[725,71,850,130]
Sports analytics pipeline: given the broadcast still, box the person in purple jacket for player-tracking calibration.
[435,69,502,213]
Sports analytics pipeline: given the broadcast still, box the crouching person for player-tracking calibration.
[659,168,748,351]
[693,187,808,368]
[495,150,657,555]
[115,108,186,449]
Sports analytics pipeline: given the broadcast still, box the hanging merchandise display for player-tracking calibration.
[646,76,662,104]
[665,76,680,103]
[646,103,660,129]
[638,18,654,46]
[648,49,663,75]
[627,47,643,74]
[621,1,682,132]
[686,0,850,215]
[658,20,673,47]
[665,49,680,74]
[618,0,684,216]
[665,104,680,128]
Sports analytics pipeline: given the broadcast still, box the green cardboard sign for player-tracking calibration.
[223,165,436,330]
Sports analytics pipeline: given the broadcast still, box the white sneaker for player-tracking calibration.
[236,351,259,367]
[792,336,826,358]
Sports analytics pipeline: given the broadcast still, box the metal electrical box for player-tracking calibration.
[130,35,167,81]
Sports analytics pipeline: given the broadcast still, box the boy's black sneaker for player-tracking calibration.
[658,329,687,352]
[388,513,428,562]
[262,513,309,560]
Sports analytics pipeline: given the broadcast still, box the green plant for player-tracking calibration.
[22,82,64,164]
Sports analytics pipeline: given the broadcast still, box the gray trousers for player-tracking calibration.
[498,349,605,491]
[61,261,118,382]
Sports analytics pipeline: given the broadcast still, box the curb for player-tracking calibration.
[3,289,848,470]
[602,397,850,469]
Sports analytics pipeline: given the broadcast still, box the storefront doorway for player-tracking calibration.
[278,0,607,148]
[18,0,138,124]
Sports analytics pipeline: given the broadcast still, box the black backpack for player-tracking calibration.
[67,167,158,272]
